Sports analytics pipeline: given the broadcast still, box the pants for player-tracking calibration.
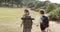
[23,28,31,32]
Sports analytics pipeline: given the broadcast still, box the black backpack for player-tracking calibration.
[41,15,49,27]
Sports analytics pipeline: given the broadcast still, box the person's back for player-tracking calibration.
[39,9,49,32]
[21,15,33,28]
[21,9,34,32]
[41,15,49,28]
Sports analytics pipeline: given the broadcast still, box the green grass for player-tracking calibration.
[0,8,38,32]
[0,8,25,32]
[0,8,24,23]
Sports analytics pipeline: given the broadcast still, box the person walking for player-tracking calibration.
[21,9,34,32]
[39,9,49,32]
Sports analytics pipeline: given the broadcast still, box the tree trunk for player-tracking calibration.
[11,0,13,7]
[17,4,18,7]
[0,0,2,6]
[8,2,9,7]
[5,0,6,5]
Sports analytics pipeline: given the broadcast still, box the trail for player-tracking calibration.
[29,10,60,32]
[31,15,60,32]
[31,11,60,32]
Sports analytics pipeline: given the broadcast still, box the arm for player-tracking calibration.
[21,20,23,27]
[34,16,40,27]
[21,23,22,27]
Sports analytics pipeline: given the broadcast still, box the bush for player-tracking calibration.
[48,8,60,20]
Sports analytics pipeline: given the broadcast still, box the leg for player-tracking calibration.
[23,28,27,32]
[41,30,46,32]
[40,25,46,32]
[40,26,46,32]
[26,28,31,32]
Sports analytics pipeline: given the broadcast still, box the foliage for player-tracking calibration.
[31,1,58,13]
[48,8,60,20]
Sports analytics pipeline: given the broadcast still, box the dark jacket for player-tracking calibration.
[21,14,34,28]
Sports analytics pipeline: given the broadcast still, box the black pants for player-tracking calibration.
[40,24,46,30]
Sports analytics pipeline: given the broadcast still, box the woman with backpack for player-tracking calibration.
[39,9,49,32]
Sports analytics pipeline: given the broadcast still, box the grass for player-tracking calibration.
[0,8,38,32]
[0,8,24,23]
[0,8,25,32]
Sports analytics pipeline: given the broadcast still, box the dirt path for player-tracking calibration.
[0,17,60,32]
[31,14,60,32]
[49,21,60,32]
[20,10,60,32]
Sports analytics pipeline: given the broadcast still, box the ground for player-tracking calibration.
[0,8,60,32]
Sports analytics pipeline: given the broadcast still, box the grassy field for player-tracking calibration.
[0,8,25,32]
[0,8,38,32]
[0,8,24,23]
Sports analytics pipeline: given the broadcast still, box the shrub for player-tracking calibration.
[48,8,60,20]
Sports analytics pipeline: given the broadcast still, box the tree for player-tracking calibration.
[5,0,6,5]
[46,3,57,13]
[0,0,2,6]
[22,0,36,7]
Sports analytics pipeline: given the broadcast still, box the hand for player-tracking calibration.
[21,24,22,27]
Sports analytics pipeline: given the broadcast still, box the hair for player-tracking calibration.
[24,9,29,15]
[39,9,45,14]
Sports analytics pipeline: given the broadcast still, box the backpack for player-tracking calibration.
[41,15,49,28]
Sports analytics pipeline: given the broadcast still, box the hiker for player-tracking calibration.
[39,9,49,32]
[21,9,34,32]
